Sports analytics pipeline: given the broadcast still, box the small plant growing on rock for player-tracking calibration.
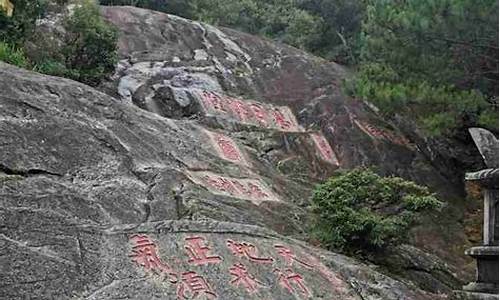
[310,168,441,253]
[62,0,118,85]
[0,42,29,68]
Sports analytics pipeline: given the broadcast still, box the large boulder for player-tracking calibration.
[99,5,475,282]
[1,62,437,299]
[0,4,478,299]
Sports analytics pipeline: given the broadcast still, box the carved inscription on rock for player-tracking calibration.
[186,171,280,205]
[194,90,303,132]
[311,133,340,166]
[354,119,410,146]
[129,234,358,299]
[205,130,248,166]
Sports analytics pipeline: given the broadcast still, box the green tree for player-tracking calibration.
[310,169,441,253]
[298,0,364,64]
[0,0,46,45]
[99,0,362,61]
[99,0,196,18]
[0,41,29,68]
[61,0,118,85]
[350,0,498,135]
[192,0,324,52]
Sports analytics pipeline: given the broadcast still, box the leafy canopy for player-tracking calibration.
[99,0,364,64]
[349,0,498,136]
[0,0,118,86]
[310,168,441,252]
[60,0,119,85]
[0,0,46,45]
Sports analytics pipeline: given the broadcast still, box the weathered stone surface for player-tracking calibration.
[98,4,476,283]
[469,128,499,168]
[0,4,483,298]
[0,61,440,299]
[0,217,440,299]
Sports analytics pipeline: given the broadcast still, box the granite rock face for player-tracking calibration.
[0,4,478,299]
[0,62,437,299]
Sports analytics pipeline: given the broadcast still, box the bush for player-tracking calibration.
[0,1,118,86]
[0,0,47,45]
[61,1,118,85]
[99,0,196,19]
[32,58,77,78]
[352,0,499,136]
[99,0,364,64]
[345,63,497,136]
[0,42,29,68]
[310,168,441,253]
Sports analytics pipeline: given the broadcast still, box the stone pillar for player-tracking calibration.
[460,170,499,297]
[483,189,498,246]
[454,128,499,300]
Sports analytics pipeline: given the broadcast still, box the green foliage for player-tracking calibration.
[0,1,118,86]
[61,1,118,85]
[297,0,364,63]
[192,0,323,52]
[99,0,196,19]
[0,41,29,68]
[347,63,497,135]
[99,0,364,64]
[32,58,78,78]
[351,0,498,135]
[0,0,46,45]
[310,168,441,252]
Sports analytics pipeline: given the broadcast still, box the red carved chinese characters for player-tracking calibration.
[272,108,292,130]
[214,134,242,162]
[247,182,269,199]
[129,235,178,283]
[274,245,314,269]
[229,263,262,294]
[201,91,227,113]
[129,232,357,299]
[311,133,339,165]
[187,171,280,204]
[354,119,410,147]
[184,236,222,266]
[274,268,311,298]
[230,180,251,197]
[177,271,217,299]
[227,99,253,122]
[249,103,269,126]
[196,90,306,132]
[226,239,274,264]
[203,175,238,195]
[231,180,271,201]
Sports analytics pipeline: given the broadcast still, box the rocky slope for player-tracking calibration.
[0,4,479,299]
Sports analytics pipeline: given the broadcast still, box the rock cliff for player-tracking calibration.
[0,5,477,299]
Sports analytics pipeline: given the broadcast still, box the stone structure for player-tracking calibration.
[456,128,499,299]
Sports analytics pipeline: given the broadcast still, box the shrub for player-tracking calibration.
[0,1,118,86]
[32,58,77,78]
[345,63,497,136]
[351,0,498,136]
[0,0,46,45]
[0,42,29,68]
[310,168,441,253]
[62,0,118,85]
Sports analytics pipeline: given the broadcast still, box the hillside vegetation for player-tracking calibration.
[100,0,499,136]
[2,0,497,134]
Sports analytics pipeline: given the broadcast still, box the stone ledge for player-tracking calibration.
[465,246,499,257]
